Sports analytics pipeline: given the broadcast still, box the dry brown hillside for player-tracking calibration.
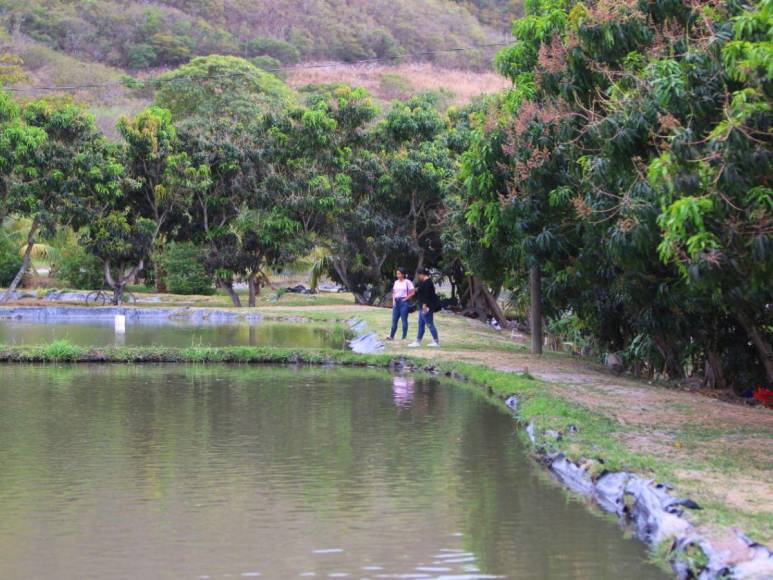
[287,62,509,105]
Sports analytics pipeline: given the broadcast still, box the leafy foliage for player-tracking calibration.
[0,231,23,285]
[158,241,214,294]
[453,0,773,388]
[56,245,104,290]
[154,56,294,122]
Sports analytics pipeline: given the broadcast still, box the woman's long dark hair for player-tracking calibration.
[396,267,407,277]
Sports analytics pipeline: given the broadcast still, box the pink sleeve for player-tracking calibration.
[407,280,415,291]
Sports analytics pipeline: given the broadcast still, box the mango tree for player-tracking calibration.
[379,94,452,272]
[81,210,155,304]
[117,106,208,292]
[0,98,122,301]
[176,117,250,300]
[457,0,772,384]
[205,207,307,307]
[154,55,294,123]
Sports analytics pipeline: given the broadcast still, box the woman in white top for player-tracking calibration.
[386,267,415,341]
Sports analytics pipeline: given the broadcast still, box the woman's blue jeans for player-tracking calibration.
[390,299,410,339]
[417,308,439,342]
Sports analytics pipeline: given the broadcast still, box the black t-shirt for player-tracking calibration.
[415,278,438,309]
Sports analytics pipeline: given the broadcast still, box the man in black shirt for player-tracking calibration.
[408,268,440,348]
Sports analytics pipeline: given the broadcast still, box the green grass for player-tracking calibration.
[0,342,396,366]
[35,340,87,362]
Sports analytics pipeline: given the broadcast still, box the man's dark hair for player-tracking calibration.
[416,267,429,276]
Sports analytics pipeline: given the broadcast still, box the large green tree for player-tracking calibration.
[454,0,772,384]
[206,207,307,307]
[379,94,453,271]
[0,97,123,301]
[154,55,294,123]
[117,106,209,290]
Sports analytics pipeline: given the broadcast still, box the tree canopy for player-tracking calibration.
[0,0,770,389]
[454,0,772,385]
[154,55,295,122]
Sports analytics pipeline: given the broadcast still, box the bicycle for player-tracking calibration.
[84,289,137,306]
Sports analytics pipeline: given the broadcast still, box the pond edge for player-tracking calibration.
[0,340,771,579]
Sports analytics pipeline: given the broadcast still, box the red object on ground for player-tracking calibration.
[753,387,773,408]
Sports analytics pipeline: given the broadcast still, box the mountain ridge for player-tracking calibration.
[2,0,518,72]
[1,0,517,135]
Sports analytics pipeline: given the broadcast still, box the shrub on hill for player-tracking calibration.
[56,246,104,290]
[246,37,300,64]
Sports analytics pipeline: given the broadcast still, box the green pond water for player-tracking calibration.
[0,320,345,349]
[0,365,666,579]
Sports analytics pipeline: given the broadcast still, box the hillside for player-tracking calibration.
[285,62,508,106]
[2,0,516,71]
[1,0,517,134]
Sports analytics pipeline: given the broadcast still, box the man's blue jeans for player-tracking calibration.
[390,299,410,339]
[417,308,439,342]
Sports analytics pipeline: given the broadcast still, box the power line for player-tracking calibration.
[6,41,513,93]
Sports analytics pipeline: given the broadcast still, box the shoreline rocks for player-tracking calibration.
[346,318,384,354]
[514,418,772,579]
[0,306,265,324]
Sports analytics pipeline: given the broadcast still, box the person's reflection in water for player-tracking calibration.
[392,376,416,408]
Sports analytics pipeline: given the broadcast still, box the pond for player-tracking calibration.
[0,365,666,579]
[0,319,346,349]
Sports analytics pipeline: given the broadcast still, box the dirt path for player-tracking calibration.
[438,348,773,432]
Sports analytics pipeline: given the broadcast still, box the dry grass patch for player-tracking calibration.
[288,62,509,104]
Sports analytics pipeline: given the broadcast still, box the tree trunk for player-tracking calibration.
[479,282,509,329]
[219,277,242,308]
[352,292,369,305]
[153,258,167,292]
[112,284,124,306]
[1,217,38,302]
[530,265,543,355]
[104,260,143,306]
[463,276,488,320]
[416,249,425,272]
[461,276,509,328]
[735,309,773,384]
[652,334,684,379]
[703,349,727,390]
[330,259,360,304]
[247,272,259,308]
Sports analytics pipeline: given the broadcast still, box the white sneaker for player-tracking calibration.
[407,341,421,348]
[428,341,440,348]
